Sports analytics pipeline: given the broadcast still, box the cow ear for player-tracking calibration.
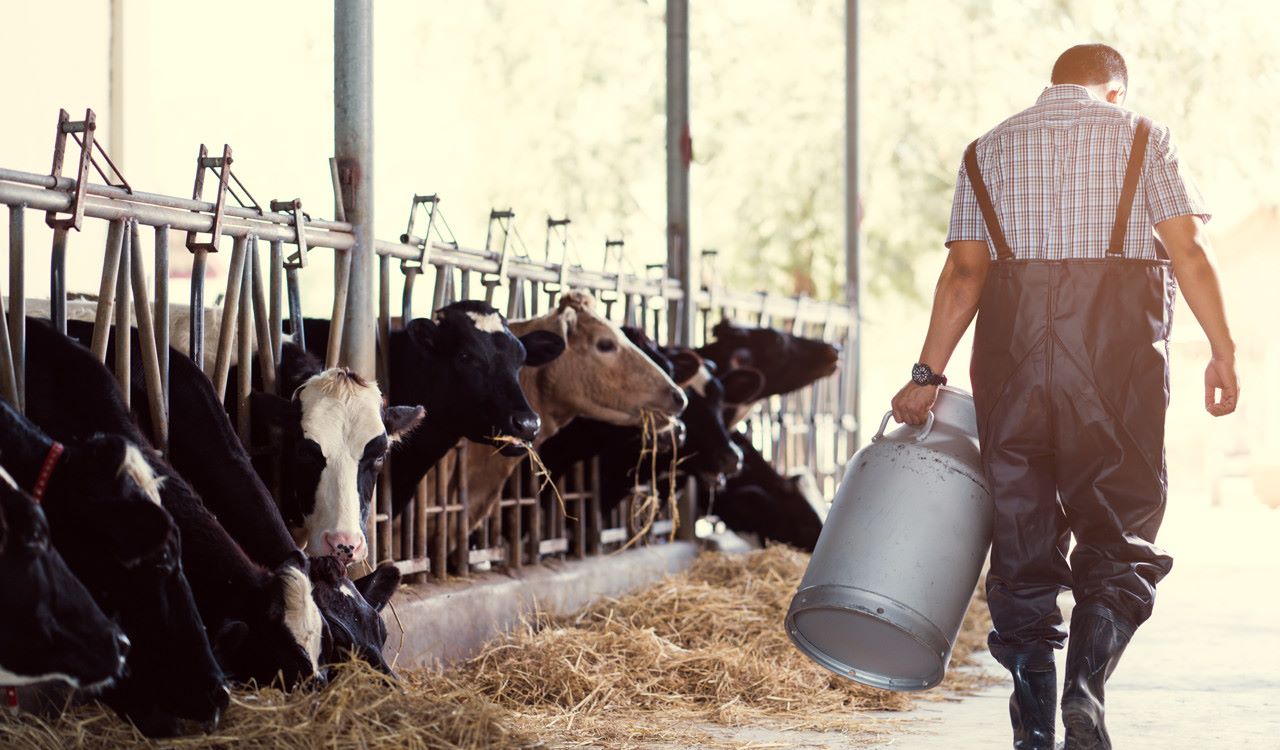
[383,405,425,442]
[404,318,440,352]
[720,367,766,405]
[520,330,565,368]
[711,319,742,340]
[213,620,249,664]
[249,391,295,427]
[668,350,703,387]
[354,563,401,612]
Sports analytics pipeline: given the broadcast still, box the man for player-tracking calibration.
[891,44,1238,750]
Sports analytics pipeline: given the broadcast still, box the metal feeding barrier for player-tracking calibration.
[0,107,857,584]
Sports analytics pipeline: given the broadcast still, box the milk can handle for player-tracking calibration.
[872,410,936,443]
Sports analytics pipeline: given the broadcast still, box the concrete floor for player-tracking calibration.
[671,496,1280,749]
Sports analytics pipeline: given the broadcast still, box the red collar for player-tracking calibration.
[31,442,64,503]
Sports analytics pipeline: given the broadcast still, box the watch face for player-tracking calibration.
[912,363,929,384]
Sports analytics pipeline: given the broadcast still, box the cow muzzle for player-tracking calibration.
[320,531,367,563]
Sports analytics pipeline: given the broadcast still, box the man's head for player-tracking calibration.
[1051,44,1127,104]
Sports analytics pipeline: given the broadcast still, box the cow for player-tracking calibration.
[700,432,826,552]
[0,399,228,737]
[460,292,688,533]
[0,468,130,692]
[24,320,324,696]
[695,319,840,426]
[238,342,424,563]
[58,320,399,677]
[307,555,401,674]
[297,299,565,515]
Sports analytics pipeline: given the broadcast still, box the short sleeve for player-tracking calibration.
[1144,123,1211,225]
[945,157,988,248]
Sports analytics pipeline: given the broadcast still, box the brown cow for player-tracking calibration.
[451,290,687,532]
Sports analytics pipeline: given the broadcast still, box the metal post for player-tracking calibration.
[154,226,169,412]
[114,221,131,409]
[334,0,375,379]
[109,0,125,163]
[50,226,67,335]
[845,0,862,448]
[91,220,125,363]
[130,221,167,452]
[8,206,25,412]
[665,0,694,348]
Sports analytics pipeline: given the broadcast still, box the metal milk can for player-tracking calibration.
[785,386,993,691]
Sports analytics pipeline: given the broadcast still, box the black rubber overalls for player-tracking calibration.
[966,118,1176,669]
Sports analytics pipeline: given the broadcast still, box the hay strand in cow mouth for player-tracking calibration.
[489,434,574,522]
[617,410,682,551]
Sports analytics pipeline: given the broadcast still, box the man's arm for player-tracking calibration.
[1155,215,1238,416]
[890,241,990,424]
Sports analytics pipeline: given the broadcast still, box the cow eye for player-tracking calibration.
[596,339,617,353]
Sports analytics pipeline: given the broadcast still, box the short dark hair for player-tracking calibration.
[1051,44,1127,88]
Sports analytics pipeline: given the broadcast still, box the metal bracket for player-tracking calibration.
[270,198,310,269]
[45,108,130,231]
[399,194,453,272]
[543,216,572,293]
[481,208,515,290]
[602,237,626,295]
[185,144,264,253]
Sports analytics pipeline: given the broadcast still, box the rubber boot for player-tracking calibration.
[1062,606,1133,750]
[1008,653,1058,750]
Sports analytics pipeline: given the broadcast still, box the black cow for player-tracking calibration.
[63,320,403,676]
[307,556,401,674]
[298,300,565,515]
[0,469,129,691]
[0,399,228,737]
[696,319,840,424]
[701,432,826,552]
[239,341,424,563]
[25,320,323,696]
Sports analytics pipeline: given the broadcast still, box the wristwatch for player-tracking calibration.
[911,362,947,387]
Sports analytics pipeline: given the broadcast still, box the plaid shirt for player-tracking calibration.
[946,85,1210,260]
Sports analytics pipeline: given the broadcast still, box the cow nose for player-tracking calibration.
[506,412,540,442]
[717,445,745,478]
[669,388,688,415]
[211,683,231,714]
[115,632,132,661]
[321,531,367,563]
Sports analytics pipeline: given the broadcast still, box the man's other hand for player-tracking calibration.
[1205,356,1239,417]
[891,382,939,425]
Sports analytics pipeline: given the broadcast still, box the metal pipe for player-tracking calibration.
[90,220,125,363]
[114,221,131,409]
[0,180,352,248]
[237,253,253,445]
[401,266,418,323]
[189,248,207,369]
[846,0,862,448]
[334,0,376,379]
[154,226,169,412]
[8,206,25,411]
[665,0,694,346]
[377,254,391,389]
[50,226,67,335]
[286,266,305,358]
[249,238,277,394]
[129,221,168,452]
[269,240,283,372]
[211,235,248,401]
[326,249,350,369]
[0,167,352,233]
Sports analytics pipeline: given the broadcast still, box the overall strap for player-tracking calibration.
[964,140,1014,261]
[1107,117,1152,257]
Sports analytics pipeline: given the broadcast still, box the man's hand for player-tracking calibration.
[1205,356,1239,417]
[891,381,939,425]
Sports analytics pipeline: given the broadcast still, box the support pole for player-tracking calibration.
[334,0,375,379]
[8,206,25,412]
[665,0,694,349]
[845,0,862,448]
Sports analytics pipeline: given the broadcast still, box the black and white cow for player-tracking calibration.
[241,342,424,563]
[307,555,401,674]
[62,320,403,675]
[0,399,228,737]
[700,432,826,552]
[696,319,840,425]
[26,320,324,695]
[0,467,130,692]
[298,300,565,515]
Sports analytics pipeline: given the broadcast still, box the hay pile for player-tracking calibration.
[454,545,993,746]
[0,659,539,750]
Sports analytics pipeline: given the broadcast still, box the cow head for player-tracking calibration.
[0,468,129,691]
[0,401,229,736]
[308,555,400,673]
[211,564,325,689]
[664,352,765,484]
[697,320,839,421]
[255,369,424,563]
[398,300,564,451]
[513,291,687,432]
